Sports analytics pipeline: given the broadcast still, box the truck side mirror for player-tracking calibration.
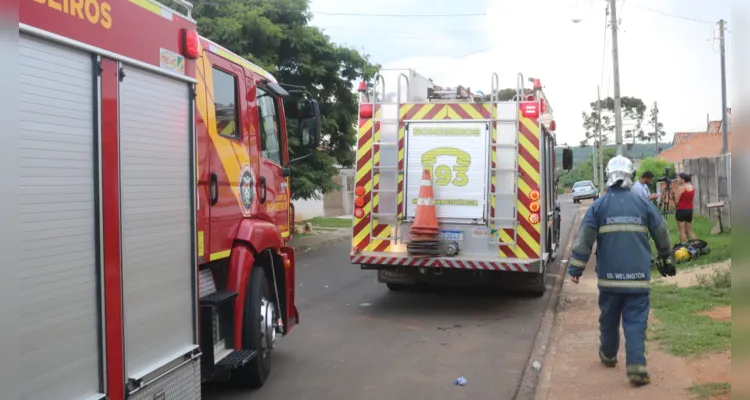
[298,98,321,149]
[562,148,573,170]
[289,98,321,164]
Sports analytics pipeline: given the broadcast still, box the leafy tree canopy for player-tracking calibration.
[580,96,648,149]
[163,0,380,200]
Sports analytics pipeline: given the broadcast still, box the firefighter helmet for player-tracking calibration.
[605,155,635,189]
[674,247,691,263]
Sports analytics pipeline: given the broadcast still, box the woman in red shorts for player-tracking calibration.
[674,173,697,243]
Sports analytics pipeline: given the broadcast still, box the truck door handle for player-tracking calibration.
[259,176,267,204]
[210,173,219,206]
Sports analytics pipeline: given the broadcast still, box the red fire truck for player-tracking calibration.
[350,69,572,294]
[13,1,319,399]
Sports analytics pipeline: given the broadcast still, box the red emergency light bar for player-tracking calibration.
[533,79,542,90]
[181,28,199,59]
[358,81,367,92]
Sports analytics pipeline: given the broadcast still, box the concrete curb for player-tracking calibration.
[514,206,586,400]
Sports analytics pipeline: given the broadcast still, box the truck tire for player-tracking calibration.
[386,282,411,291]
[231,266,276,388]
[526,262,547,297]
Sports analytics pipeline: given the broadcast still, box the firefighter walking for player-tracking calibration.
[566,155,675,386]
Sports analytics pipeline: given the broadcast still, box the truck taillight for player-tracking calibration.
[528,213,540,224]
[354,208,365,218]
[181,28,200,59]
[360,104,373,119]
[354,197,365,207]
[529,201,540,212]
[529,190,540,201]
[355,186,365,196]
[520,102,539,118]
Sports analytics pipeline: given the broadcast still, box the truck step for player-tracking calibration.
[215,350,258,372]
[199,291,237,307]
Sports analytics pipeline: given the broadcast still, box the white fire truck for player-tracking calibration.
[350,69,573,295]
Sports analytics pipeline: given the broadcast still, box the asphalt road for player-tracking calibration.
[204,195,581,400]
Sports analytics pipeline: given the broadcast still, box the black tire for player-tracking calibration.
[231,266,273,388]
[525,262,547,297]
[386,282,411,291]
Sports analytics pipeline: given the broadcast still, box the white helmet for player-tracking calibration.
[605,155,635,188]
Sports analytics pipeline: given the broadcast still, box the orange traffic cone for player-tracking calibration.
[410,168,439,236]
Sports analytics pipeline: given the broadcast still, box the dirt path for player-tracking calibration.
[536,259,731,400]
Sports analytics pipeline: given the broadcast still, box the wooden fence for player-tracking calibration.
[683,154,731,228]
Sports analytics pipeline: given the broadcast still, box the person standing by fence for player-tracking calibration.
[674,172,697,243]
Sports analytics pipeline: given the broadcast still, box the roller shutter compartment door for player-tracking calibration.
[119,65,195,379]
[18,35,102,400]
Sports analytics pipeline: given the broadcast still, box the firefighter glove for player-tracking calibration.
[654,256,676,277]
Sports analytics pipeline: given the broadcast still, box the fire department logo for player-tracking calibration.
[239,165,255,214]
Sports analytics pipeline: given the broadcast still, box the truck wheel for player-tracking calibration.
[525,262,547,297]
[231,266,276,388]
[386,282,410,291]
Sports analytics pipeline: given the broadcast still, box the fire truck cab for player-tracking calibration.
[11,1,320,399]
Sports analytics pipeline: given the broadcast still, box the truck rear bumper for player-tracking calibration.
[350,253,542,273]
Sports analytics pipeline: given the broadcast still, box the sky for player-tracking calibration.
[308,0,733,147]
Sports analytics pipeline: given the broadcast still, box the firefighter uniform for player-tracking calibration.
[566,156,672,386]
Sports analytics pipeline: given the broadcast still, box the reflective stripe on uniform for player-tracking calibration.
[598,279,650,289]
[599,224,648,234]
[569,258,587,267]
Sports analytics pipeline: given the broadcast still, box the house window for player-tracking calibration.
[212,67,239,139]
[257,87,282,165]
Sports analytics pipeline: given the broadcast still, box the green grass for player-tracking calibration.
[649,282,731,357]
[650,215,731,269]
[303,217,352,228]
[688,382,731,399]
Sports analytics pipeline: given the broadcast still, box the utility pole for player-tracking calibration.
[593,86,600,187]
[609,0,624,155]
[719,19,729,154]
[653,101,659,154]
[597,86,604,189]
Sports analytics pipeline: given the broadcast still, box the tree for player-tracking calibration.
[162,0,379,199]
[580,96,647,149]
[645,105,667,147]
[636,157,675,192]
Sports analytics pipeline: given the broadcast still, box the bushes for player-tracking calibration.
[636,157,675,192]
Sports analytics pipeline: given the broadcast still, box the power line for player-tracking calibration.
[632,4,714,24]
[314,10,486,17]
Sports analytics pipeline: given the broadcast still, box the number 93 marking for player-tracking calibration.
[421,147,471,187]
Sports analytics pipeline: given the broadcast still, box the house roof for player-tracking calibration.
[672,131,703,145]
[658,132,731,163]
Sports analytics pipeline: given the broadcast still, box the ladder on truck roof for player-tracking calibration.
[368,72,410,245]
[488,72,525,248]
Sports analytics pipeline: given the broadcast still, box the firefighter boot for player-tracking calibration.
[626,364,651,386]
[599,350,617,368]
